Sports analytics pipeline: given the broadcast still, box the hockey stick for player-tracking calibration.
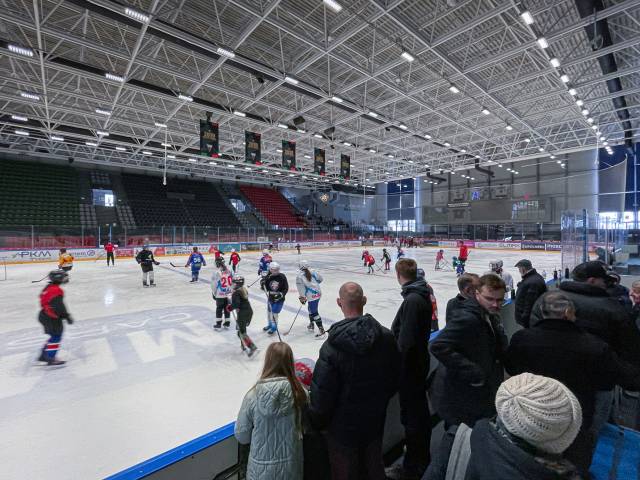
[94,252,106,263]
[169,262,184,268]
[283,304,304,336]
[31,274,49,283]
[247,275,262,288]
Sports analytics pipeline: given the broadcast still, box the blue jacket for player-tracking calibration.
[186,252,206,269]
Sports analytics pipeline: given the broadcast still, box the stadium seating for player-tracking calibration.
[121,174,240,227]
[239,185,305,228]
[0,159,81,226]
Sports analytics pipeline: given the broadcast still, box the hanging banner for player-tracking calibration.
[199,120,219,157]
[340,153,350,179]
[313,148,325,176]
[282,140,296,171]
[245,131,261,165]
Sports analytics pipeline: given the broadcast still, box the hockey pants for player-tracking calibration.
[236,313,255,349]
[191,267,201,281]
[267,301,284,331]
[307,299,323,329]
[106,252,115,265]
[39,314,63,360]
[214,297,230,320]
[142,270,154,284]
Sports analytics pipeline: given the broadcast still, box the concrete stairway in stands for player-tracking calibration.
[217,183,269,229]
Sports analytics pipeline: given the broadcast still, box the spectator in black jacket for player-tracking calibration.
[430,274,508,427]
[506,291,640,474]
[309,282,400,480]
[605,271,633,313]
[386,259,432,480]
[445,273,479,324]
[513,259,547,327]
[424,373,584,480]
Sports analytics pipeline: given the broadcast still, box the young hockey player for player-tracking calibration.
[230,248,241,273]
[213,247,224,261]
[135,245,160,287]
[58,248,74,272]
[364,252,376,274]
[37,270,73,366]
[381,248,392,271]
[396,245,405,260]
[212,257,233,330]
[295,243,301,255]
[104,241,115,266]
[435,249,445,270]
[296,260,326,337]
[457,240,469,266]
[361,249,369,267]
[228,275,257,357]
[487,260,514,299]
[452,256,465,277]
[260,262,288,335]
[185,246,206,282]
[257,249,272,276]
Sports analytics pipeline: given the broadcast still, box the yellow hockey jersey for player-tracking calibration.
[59,253,74,268]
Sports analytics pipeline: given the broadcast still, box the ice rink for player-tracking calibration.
[0,246,560,479]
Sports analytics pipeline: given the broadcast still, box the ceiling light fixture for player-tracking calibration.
[576,99,584,107]
[11,114,27,121]
[581,109,589,116]
[449,85,460,94]
[178,94,193,102]
[50,135,64,141]
[277,123,288,129]
[343,142,352,146]
[85,141,98,146]
[314,133,322,138]
[284,76,299,85]
[125,7,150,22]
[399,124,408,130]
[367,111,378,118]
[550,57,560,68]
[20,91,40,101]
[587,117,594,123]
[96,130,109,136]
[505,124,513,131]
[401,51,415,62]
[155,122,167,128]
[444,142,451,147]
[521,10,534,25]
[323,0,343,13]
[216,47,235,58]
[142,150,152,155]
[115,146,126,151]
[95,108,111,116]
[161,142,171,147]
[331,95,343,103]
[481,108,490,115]
[233,110,246,117]
[424,134,432,139]
[568,88,577,96]
[15,129,29,136]
[560,74,569,83]
[8,44,34,57]
[105,72,125,82]
[297,128,306,133]
[537,37,549,49]
[167,154,176,159]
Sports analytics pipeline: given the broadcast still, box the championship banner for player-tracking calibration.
[199,120,219,157]
[313,148,325,176]
[245,131,261,165]
[340,153,350,179]
[282,140,296,171]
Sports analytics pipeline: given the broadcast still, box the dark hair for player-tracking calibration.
[395,258,417,280]
[457,273,479,293]
[478,273,506,292]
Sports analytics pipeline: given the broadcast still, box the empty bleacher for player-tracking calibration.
[0,159,81,226]
[121,174,240,227]
[239,185,305,228]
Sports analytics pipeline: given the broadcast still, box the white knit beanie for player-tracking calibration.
[495,373,582,454]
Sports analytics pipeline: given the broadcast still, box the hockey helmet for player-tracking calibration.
[143,244,150,250]
[231,248,236,253]
[416,268,426,280]
[269,262,281,273]
[232,275,245,288]
[489,260,503,271]
[363,250,369,254]
[215,257,224,268]
[299,259,310,271]
[192,246,198,252]
[49,269,69,284]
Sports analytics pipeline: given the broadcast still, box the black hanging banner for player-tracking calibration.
[340,153,350,179]
[245,131,261,165]
[282,140,296,171]
[314,148,325,176]
[199,120,219,157]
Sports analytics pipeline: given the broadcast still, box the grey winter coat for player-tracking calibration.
[235,377,304,480]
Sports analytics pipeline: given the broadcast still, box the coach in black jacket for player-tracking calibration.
[514,259,547,327]
[430,274,508,428]
[310,282,400,480]
[386,259,433,479]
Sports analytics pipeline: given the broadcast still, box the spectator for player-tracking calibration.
[445,273,480,324]
[386,259,432,480]
[235,342,307,479]
[309,282,400,480]
[529,261,640,365]
[505,292,640,474]
[424,373,584,480]
[430,274,508,427]
[629,280,640,325]
[513,259,547,327]
[605,271,632,313]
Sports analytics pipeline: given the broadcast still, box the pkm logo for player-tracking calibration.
[13,250,52,259]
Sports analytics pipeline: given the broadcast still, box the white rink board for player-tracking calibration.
[0,246,560,479]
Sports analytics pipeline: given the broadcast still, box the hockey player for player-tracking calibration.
[361,249,369,267]
[37,270,73,366]
[213,247,224,261]
[296,260,326,337]
[229,248,241,273]
[185,246,206,282]
[58,248,74,272]
[435,249,445,270]
[257,249,272,276]
[458,240,469,266]
[381,248,392,271]
[364,252,376,274]
[228,276,257,357]
[212,257,233,330]
[136,245,159,287]
[487,260,514,300]
[295,243,301,255]
[104,241,115,266]
[452,256,465,277]
[396,245,405,260]
[260,262,288,334]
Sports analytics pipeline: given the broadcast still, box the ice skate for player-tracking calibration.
[247,344,258,357]
[307,322,315,332]
[213,321,222,331]
[223,320,230,329]
[315,326,326,338]
[150,281,156,287]
[46,359,66,366]
[142,281,148,287]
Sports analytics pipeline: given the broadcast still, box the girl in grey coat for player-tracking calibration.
[235,342,308,479]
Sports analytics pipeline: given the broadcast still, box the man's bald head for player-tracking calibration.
[337,282,367,317]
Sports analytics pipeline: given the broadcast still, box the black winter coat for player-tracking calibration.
[530,281,640,365]
[514,269,547,327]
[607,284,633,313]
[429,299,507,426]
[391,279,432,395]
[506,319,640,425]
[445,294,466,324]
[309,313,400,447]
[423,419,582,480]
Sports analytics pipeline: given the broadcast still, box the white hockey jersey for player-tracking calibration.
[296,270,323,302]
[212,268,234,298]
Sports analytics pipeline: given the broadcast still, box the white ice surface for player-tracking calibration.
[0,246,560,479]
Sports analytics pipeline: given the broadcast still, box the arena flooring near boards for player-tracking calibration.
[0,246,561,479]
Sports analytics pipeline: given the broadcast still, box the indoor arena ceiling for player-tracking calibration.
[0,0,639,189]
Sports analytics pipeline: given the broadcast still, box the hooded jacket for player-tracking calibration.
[309,313,400,446]
[235,377,304,480]
[391,279,432,395]
[530,281,640,365]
